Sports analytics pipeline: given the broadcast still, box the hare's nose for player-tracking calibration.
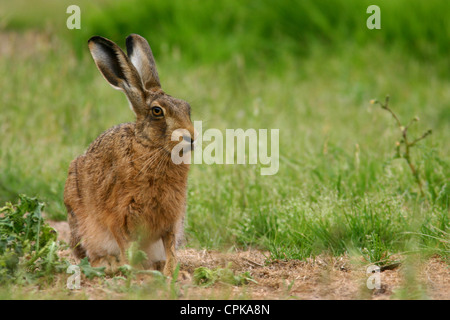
[182,134,192,143]
[190,128,200,150]
[183,134,196,151]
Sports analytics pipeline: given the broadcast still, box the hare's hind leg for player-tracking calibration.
[77,222,129,275]
[90,255,123,275]
[88,226,127,275]
[97,223,131,274]
[65,158,88,259]
[66,206,87,259]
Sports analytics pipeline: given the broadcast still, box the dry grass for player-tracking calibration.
[41,221,449,300]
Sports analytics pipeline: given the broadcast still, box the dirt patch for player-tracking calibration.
[48,221,450,300]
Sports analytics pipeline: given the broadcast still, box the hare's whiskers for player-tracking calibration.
[154,151,170,177]
[134,147,164,179]
[143,147,164,168]
[131,152,153,163]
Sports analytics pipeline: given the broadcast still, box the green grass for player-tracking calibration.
[0,0,448,269]
[73,0,450,71]
[2,0,450,68]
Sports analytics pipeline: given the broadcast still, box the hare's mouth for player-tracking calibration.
[169,135,196,151]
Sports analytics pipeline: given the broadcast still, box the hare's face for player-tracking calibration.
[136,89,195,154]
[88,34,195,156]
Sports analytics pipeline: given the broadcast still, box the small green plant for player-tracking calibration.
[77,257,105,279]
[371,96,432,196]
[116,243,168,289]
[0,195,67,284]
[193,263,257,287]
[126,241,148,267]
[360,233,394,267]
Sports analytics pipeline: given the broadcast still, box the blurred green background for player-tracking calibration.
[0,0,448,262]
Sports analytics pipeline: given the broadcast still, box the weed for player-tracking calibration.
[360,233,394,267]
[371,96,432,196]
[77,257,105,280]
[193,263,257,287]
[126,241,148,268]
[0,195,67,284]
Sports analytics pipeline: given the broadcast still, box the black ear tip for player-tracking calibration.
[126,34,148,45]
[126,35,134,46]
[88,35,103,44]
[88,36,119,53]
[126,34,140,44]
[126,35,137,55]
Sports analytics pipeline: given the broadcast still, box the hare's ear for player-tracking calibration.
[88,36,146,115]
[126,34,161,90]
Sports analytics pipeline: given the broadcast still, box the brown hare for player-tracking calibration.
[64,34,194,276]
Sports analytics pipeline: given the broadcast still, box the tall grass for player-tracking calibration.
[2,0,450,70]
[66,0,450,69]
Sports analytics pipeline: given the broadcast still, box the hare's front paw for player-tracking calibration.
[163,259,177,277]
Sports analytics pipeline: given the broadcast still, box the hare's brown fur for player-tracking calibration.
[64,34,194,275]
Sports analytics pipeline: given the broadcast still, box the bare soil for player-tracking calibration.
[48,221,449,300]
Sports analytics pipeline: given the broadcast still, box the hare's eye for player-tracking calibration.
[151,106,164,117]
